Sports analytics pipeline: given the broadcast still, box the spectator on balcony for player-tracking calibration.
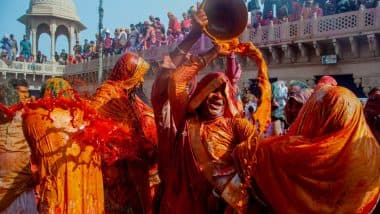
[36,51,43,63]
[128,24,139,51]
[20,35,31,60]
[312,2,324,17]
[104,31,113,56]
[168,12,182,35]
[142,21,156,50]
[89,41,97,59]
[336,0,358,13]
[113,29,122,55]
[67,54,76,64]
[359,0,377,8]
[1,35,12,61]
[152,18,166,47]
[59,49,68,65]
[73,40,82,56]
[248,0,262,27]
[301,0,314,19]
[290,0,303,20]
[118,28,128,52]
[261,10,278,26]
[181,12,192,36]
[9,34,18,61]
[54,51,59,62]
[252,11,263,28]
[83,39,91,60]
[324,0,336,15]
[149,15,156,25]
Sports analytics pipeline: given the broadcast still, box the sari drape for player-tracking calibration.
[235,86,380,213]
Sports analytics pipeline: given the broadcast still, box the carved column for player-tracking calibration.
[31,28,37,57]
[268,21,274,42]
[313,41,321,56]
[349,36,359,57]
[69,26,75,55]
[367,34,379,56]
[332,38,341,57]
[269,46,280,64]
[282,44,296,63]
[50,24,57,62]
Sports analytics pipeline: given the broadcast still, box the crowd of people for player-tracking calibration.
[2,0,378,66]
[248,0,378,27]
[69,10,194,64]
[0,7,379,214]
[0,34,35,63]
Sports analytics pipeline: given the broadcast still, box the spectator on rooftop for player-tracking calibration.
[10,34,18,61]
[313,2,324,17]
[1,35,12,61]
[142,20,156,50]
[152,18,165,46]
[73,40,82,56]
[118,28,128,52]
[113,29,122,55]
[261,10,278,25]
[104,31,113,56]
[181,12,192,35]
[167,12,181,35]
[19,35,31,60]
[128,24,139,51]
[89,41,97,59]
[290,0,303,20]
[54,51,59,62]
[59,49,68,65]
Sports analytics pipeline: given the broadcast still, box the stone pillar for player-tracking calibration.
[50,24,57,62]
[69,26,75,55]
[349,36,359,57]
[31,28,37,57]
[76,31,80,43]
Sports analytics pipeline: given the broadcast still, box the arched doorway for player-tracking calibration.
[36,23,50,59]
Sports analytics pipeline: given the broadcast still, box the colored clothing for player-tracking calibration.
[0,111,35,212]
[0,190,37,214]
[235,86,380,213]
[23,107,104,214]
[91,81,158,214]
[20,39,31,58]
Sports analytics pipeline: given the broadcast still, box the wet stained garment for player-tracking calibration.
[157,54,253,213]
[235,86,380,213]
[155,43,271,214]
[91,80,159,214]
[22,107,104,214]
[0,111,35,212]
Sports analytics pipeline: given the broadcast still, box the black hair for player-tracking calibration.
[16,79,28,88]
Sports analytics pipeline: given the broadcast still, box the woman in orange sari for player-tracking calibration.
[91,52,159,214]
[22,78,104,213]
[235,85,380,213]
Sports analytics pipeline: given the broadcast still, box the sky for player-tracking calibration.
[0,0,197,59]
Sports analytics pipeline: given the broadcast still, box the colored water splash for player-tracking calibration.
[19,89,152,164]
[0,103,23,118]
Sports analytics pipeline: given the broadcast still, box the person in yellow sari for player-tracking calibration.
[22,78,104,213]
[235,85,380,213]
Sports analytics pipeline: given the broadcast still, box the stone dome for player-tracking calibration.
[27,0,80,21]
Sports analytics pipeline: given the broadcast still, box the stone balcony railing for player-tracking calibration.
[64,6,380,77]
[0,60,65,77]
[0,60,65,90]
[250,6,380,47]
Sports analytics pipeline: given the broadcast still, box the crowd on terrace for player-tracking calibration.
[1,0,378,65]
